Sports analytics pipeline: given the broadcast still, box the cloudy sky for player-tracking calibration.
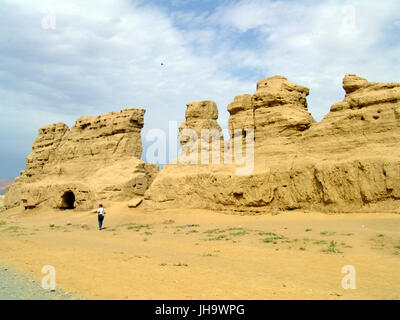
[1,0,399,178]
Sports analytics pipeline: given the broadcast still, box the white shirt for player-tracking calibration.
[97,207,106,216]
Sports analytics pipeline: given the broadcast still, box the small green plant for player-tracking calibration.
[340,242,352,248]
[144,231,152,236]
[230,231,249,237]
[159,263,167,266]
[262,236,284,243]
[202,253,218,257]
[138,224,151,229]
[0,221,6,227]
[176,224,200,229]
[320,231,336,236]
[173,263,188,267]
[394,245,400,250]
[323,240,342,253]
[305,228,312,232]
[126,224,152,231]
[203,228,224,234]
[258,232,277,236]
[5,226,20,232]
[377,234,384,237]
[299,247,306,251]
[186,230,199,234]
[206,234,229,241]
[226,227,246,232]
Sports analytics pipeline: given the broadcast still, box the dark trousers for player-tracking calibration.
[98,215,104,230]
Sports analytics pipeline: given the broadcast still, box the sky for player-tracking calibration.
[0,0,399,178]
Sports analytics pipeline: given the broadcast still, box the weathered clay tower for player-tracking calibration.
[5,108,158,210]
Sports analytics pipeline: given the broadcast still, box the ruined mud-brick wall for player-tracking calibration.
[177,100,224,164]
[144,75,400,213]
[5,108,158,210]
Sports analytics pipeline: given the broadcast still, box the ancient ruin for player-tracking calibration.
[177,100,224,164]
[5,108,158,210]
[5,74,400,213]
[143,74,400,213]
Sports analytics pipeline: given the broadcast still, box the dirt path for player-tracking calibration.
[0,205,399,300]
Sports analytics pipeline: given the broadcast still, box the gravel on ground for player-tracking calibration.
[0,262,84,300]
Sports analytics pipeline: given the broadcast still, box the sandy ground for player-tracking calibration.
[0,203,399,300]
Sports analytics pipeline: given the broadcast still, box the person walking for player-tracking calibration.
[97,204,106,230]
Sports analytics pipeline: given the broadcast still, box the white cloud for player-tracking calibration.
[208,0,400,119]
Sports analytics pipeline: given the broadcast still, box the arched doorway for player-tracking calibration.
[60,191,75,209]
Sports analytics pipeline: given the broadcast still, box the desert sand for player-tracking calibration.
[0,205,399,300]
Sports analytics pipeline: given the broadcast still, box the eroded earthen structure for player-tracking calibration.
[143,74,400,213]
[5,74,400,213]
[5,108,158,210]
